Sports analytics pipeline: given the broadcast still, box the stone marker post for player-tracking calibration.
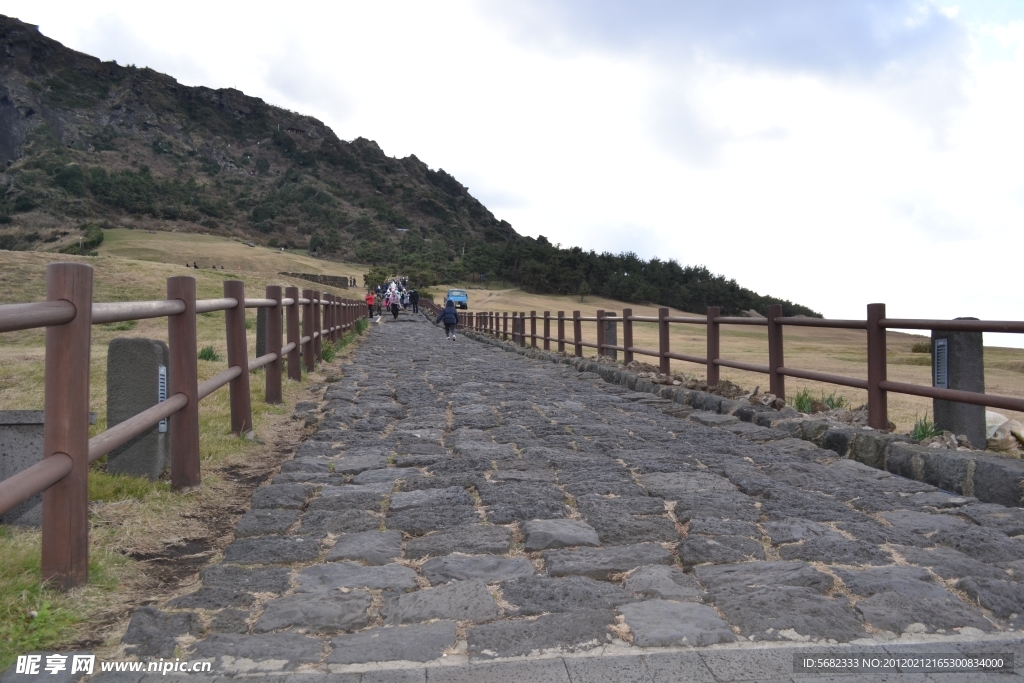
[933,319,985,449]
[106,338,171,479]
[604,313,618,361]
[0,411,45,525]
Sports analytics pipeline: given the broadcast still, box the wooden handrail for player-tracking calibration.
[92,300,186,324]
[88,394,189,463]
[198,366,243,400]
[196,297,238,313]
[0,454,73,518]
[0,300,76,333]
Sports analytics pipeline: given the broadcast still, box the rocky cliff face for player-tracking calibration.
[0,15,516,262]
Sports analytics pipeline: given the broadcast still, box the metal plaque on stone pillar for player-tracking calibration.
[932,320,985,449]
[604,314,618,361]
[106,338,171,479]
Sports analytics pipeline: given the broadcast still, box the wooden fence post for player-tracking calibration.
[167,275,201,491]
[41,262,93,590]
[543,312,551,351]
[224,280,252,435]
[530,311,537,348]
[302,289,315,373]
[658,307,670,374]
[867,303,888,430]
[266,285,283,404]
[623,308,633,365]
[286,286,301,381]
[503,312,509,341]
[596,310,606,357]
[573,311,582,357]
[558,311,566,353]
[706,306,720,386]
[767,303,785,399]
[313,293,323,362]
[519,313,527,347]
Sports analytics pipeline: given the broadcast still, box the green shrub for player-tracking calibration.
[321,342,336,363]
[198,345,220,361]
[792,389,847,413]
[911,341,931,353]
[793,389,814,414]
[911,414,941,442]
[53,165,86,196]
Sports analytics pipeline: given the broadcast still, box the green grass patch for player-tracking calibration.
[89,471,170,503]
[911,341,931,353]
[911,413,941,442]
[0,527,124,670]
[198,345,221,362]
[793,389,848,413]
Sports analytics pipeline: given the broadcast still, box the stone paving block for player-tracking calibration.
[300,509,381,534]
[957,577,1024,618]
[363,670,427,683]
[623,564,702,601]
[424,658,571,683]
[619,600,736,647]
[391,486,474,511]
[201,565,292,593]
[564,656,654,683]
[688,518,762,538]
[311,484,392,511]
[422,554,535,584]
[254,589,372,633]
[543,543,673,579]
[222,534,323,564]
[500,575,636,615]
[326,621,457,664]
[479,482,569,523]
[778,537,892,566]
[699,647,810,681]
[690,411,739,427]
[467,609,615,659]
[297,562,419,591]
[695,561,834,597]
[855,591,992,633]
[122,606,200,657]
[680,535,766,566]
[891,544,1008,581]
[251,483,318,509]
[933,526,1024,564]
[641,651,715,683]
[575,494,667,518]
[387,505,480,535]
[670,491,761,523]
[522,519,601,550]
[353,467,421,484]
[384,579,498,624]
[234,508,300,537]
[189,632,325,671]
[405,525,513,559]
[273,471,348,485]
[588,514,681,546]
[327,530,403,565]
[712,586,866,642]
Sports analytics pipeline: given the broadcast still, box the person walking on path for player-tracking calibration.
[435,299,459,341]
[365,291,375,319]
[410,289,419,313]
[389,289,401,320]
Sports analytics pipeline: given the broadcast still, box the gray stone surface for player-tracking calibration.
[201,565,292,593]
[713,586,865,641]
[326,621,457,664]
[405,525,512,558]
[300,509,381,534]
[933,327,986,448]
[106,338,170,480]
[189,632,324,670]
[209,608,250,633]
[384,579,498,624]
[422,554,535,584]
[0,411,44,525]
[296,562,418,591]
[543,543,673,579]
[251,483,318,509]
[326,530,403,565]
[222,535,322,564]
[619,600,736,647]
[500,575,636,615]
[467,609,615,658]
[623,564,702,600]
[680,535,766,565]
[254,589,372,632]
[122,606,199,657]
[521,519,600,550]
[234,508,300,537]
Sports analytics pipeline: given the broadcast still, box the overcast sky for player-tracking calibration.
[6,1,1024,343]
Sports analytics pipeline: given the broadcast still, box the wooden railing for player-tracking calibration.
[457,305,1024,431]
[0,263,363,589]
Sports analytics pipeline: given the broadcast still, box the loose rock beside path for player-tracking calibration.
[92,312,1024,682]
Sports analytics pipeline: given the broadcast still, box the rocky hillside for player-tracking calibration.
[0,15,515,267]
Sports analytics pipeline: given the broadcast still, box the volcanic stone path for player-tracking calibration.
[100,312,1024,682]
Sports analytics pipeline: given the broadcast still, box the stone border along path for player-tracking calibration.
[84,310,1024,683]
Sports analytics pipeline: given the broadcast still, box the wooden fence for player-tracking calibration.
[0,262,363,589]
[456,305,1024,431]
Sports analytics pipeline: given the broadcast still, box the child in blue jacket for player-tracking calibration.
[435,300,459,340]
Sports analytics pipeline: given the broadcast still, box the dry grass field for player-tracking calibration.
[427,285,1024,432]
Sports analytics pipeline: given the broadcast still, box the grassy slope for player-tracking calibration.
[428,283,1024,432]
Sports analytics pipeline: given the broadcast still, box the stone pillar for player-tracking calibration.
[106,338,171,479]
[256,307,267,358]
[1,411,95,525]
[933,320,985,449]
[604,314,618,361]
